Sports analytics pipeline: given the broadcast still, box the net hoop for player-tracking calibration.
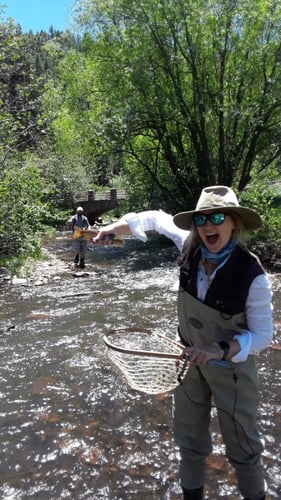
[103,327,188,395]
[103,327,183,359]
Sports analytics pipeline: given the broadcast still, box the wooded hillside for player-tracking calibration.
[1,0,281,260]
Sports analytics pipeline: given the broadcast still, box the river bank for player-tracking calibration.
[0,248,68,287]
[1,229,281,285]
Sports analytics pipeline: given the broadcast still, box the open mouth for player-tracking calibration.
[206,233,219,245]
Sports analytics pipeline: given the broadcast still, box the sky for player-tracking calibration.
[3,0,76,33]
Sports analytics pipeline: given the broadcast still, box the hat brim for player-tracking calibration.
[173,206,262,231]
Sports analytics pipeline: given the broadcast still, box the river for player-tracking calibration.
[0,232,280,499]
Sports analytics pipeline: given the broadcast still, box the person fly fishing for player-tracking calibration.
[92,185,274,500]
[67,206,91,269]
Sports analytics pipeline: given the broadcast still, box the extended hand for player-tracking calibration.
[92,229,115,246]
[92,221,130,246]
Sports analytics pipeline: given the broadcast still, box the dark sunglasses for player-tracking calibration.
[192,212,226,227]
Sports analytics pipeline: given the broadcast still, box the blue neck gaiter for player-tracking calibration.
[200,238,238,264]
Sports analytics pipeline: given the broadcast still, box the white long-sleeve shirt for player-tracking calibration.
[120,210,274,363]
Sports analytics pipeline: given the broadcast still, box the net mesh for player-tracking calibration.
[104,328,189,394]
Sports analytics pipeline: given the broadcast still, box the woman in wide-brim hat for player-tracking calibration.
[174,184,261,230]
[174,185,262,269]
[92,185,273,500]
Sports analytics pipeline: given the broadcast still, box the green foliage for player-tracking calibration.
[239,173,281,251]
[2,1,281,266]
[0,164,44,257]
[70,0,281,210]
[0,18,46,161]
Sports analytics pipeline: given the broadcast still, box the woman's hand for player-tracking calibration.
[181,339,241,365]
[181,344,224,366]
[92,228,116,246]
[92,222,132,245]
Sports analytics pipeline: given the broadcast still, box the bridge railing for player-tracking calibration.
[75,189,127,202]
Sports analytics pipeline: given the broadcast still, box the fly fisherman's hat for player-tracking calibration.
[173,185,262,230]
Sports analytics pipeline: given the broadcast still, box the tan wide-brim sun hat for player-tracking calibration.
[173,185,262,231]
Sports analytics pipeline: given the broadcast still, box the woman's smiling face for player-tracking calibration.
[196,211,236,253]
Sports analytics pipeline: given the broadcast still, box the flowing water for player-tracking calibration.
[0,232,280,499]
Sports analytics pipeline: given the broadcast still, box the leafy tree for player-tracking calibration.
[40,41,120,189]
[0,163,44,257]
[239,167,281,252]
[0,11,83,259]
[0,18,45,163]
[71,0,281,210]
[0,8,80,165]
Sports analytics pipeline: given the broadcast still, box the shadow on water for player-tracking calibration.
[0,232,280,499]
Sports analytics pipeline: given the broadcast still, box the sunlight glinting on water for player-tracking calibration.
[0,235,280,498]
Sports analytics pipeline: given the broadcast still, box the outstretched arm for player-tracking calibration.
[92,220,133,245]
[92,210,189,251]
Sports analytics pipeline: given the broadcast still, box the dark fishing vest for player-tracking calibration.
[179,245,264,316]
[178,245,265,349]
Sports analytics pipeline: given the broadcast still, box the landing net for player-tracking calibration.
[103,327,188,395]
